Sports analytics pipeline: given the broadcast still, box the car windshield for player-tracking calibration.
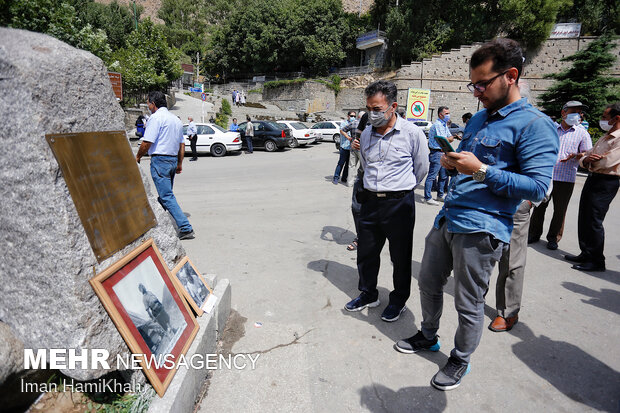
[266,121,286,130]
[211,124,227,133]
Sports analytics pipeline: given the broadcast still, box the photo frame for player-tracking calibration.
[170,257,213,316]
[90,239,199,397]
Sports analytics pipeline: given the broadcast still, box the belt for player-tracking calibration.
[151,154,177,157]
[365,189,412,199]
[429,148,442,152]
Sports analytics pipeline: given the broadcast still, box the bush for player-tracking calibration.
[263,78,307,89]
[215,112,228,129]
[221,98,232,115]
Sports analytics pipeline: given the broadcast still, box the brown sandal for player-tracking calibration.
[347,240,358,251]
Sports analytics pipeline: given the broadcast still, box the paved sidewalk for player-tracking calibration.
[139,140,620,413]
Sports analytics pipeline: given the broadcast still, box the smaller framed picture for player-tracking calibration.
[90,239,199,397]
[171,257,213,316]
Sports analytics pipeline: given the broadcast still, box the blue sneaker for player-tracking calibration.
[381,304,407,322]
[394,330,440,354]
[344,293,380,312]
[431,356,471,391]
[332,176,339,185]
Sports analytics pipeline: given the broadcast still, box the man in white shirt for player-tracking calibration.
[136,91,195,240]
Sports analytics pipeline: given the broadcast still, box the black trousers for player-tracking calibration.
[357,190,415,307]
[530,180,575,243]
[577,173,619,265]
[189,134,198,158]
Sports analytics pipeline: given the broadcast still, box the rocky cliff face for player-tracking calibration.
[0,28,185,382]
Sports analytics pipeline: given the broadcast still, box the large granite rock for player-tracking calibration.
[0,28,186,382]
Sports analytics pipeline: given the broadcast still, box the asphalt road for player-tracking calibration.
[142,142,620,413]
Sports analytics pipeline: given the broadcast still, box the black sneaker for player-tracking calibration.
[431,356,471,391]
[344,293,380,312]
[394,330,440,354]
[546,241,558,250]
[381,304,407,322]
[179,230,195,240]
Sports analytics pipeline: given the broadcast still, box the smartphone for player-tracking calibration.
[435,136,454,153]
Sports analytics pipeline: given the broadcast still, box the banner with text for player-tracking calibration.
[406,88,431,121]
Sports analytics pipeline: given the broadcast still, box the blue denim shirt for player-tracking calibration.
[428,118,451,150]
[340,120,352,150]
[435,98,559,243]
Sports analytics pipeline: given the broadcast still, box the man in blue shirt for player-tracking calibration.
[394,39,558,391]
[136,91,195,240]
[229,118,239,132]
[187,116,198,161]
[424,106,455,205]
[345,80,429,323]
[332,111,356,184]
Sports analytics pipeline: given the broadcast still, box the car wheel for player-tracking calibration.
[333,134,340,150]
[264,140,277,152]
[289,138,299,148]
[210,143,227,157]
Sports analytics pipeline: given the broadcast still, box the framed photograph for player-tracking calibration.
[171,257,213,316]
[90,239,199,397]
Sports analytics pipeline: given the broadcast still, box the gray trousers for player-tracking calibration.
[496,200,533,318]
[419,223,505,363]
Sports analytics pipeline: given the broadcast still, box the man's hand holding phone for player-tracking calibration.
[441,151,484,175]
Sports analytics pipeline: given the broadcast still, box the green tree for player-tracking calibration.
[539,33,620,119]
[209,0,348,76]
[108,19,182,91]
[556,0,620,36]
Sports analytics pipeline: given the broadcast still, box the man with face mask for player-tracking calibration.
[528,101,592,250]
[423,106,455,205]
[345,80,429,324]
[565,102,620,272]
[394,39,558,391]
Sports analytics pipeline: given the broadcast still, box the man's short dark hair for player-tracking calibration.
[438,106,448,115]
[607,102,620,118]
[148,91,167,109]
[348,111,356,117]
[246,115,251,121]
[462,112,473,122]
[365,80,397,104]
[470,38,524,82]
[233,118,237,122]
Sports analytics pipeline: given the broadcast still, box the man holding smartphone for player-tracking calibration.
[423,106,457,205]
[394,39,558,390]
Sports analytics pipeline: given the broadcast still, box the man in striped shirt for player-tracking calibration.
[529,101,592,250]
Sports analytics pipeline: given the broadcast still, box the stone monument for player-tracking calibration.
[0,28,186,384]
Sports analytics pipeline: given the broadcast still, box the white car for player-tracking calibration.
[310,120,345,145]
[412,120,432,136]
[183,123,242,157]
[276,120,317,148]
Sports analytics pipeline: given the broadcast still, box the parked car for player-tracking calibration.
[237,120,293,152]
[276,120,317,147]
[182,123,242,157]
[448,122,465,137]
[310,121,345,146]
[412,120,432,136]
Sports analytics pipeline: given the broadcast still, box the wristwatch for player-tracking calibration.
[473,164,488,182]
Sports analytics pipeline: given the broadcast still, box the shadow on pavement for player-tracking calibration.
[308,259,421,344]
[320,225,356,246]
[511,322,620,412]
[561,282,620,315]
[359,382,447,413]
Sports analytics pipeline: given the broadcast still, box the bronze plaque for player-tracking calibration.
[46,131,156,262]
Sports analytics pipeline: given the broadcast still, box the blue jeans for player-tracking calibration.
[424,150,448,200]
[246,136,254,152]
[150,156,192,233]
[334,148,350,181]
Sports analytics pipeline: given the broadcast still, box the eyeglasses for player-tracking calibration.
[467,71,509,93]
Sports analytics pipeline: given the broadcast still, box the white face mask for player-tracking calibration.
[368,106,393,128]
[565,113,581,126]
[599,119,613,131]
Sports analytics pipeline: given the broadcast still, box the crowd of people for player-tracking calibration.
[334,38,619,391]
